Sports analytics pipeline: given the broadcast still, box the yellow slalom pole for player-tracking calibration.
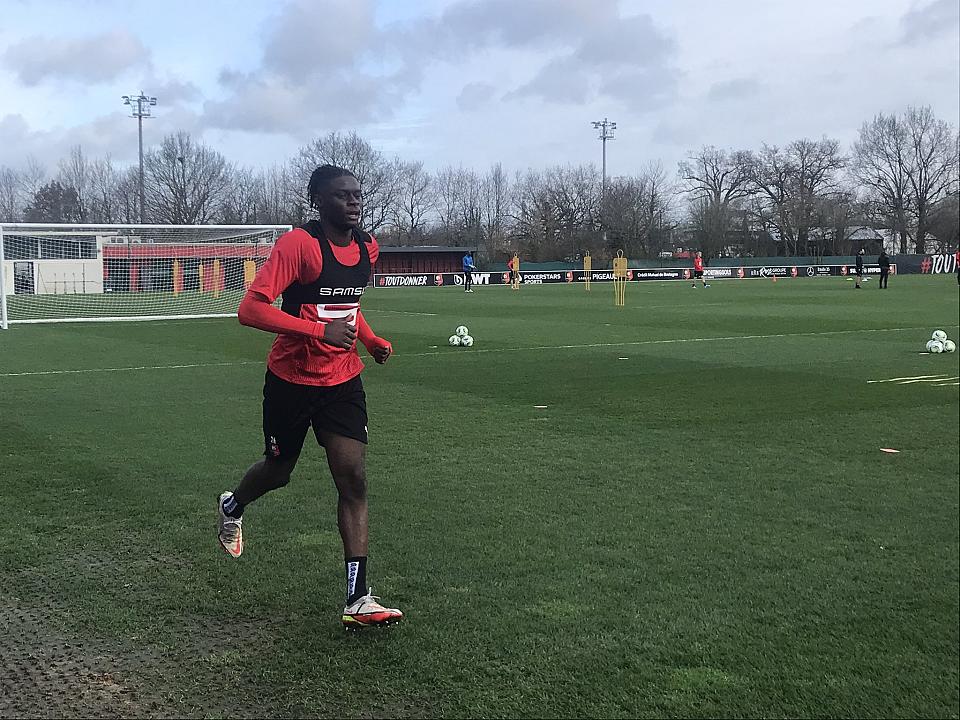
[613,250,627,307]
[243,259,257,289]
[212,259,221,299]
[584,252,591,291]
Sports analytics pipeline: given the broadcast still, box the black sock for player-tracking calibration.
[221,493,245,519]
[345,556,367,604]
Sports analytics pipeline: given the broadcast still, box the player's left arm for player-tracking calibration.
[357,236,391,364]
[356,311,392,364]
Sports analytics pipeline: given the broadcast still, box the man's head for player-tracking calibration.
[859,248,864,255]
[696,251,702,258]
[308,165,361,230]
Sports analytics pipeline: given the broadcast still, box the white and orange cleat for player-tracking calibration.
[217,491,243,558]
[342,589,403,629]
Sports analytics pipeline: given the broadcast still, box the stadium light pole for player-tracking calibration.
[122,92,157,223]
[591,118,616,241]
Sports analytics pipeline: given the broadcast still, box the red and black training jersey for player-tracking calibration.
[239,222,380,387]
[694,256,704,272]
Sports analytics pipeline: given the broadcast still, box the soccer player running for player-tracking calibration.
[878,248,890,289]
[691,251,709,288]
[462,250,476,292]
[855,248,864,288]
[217,164,403,629]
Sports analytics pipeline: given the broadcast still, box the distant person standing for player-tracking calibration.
[878,249,890,289]
[462,250,476,293]
[691,251,709,288]
[507,254,518,288]
[855,248,864,289]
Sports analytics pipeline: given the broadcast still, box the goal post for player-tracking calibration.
[0,223,290,327]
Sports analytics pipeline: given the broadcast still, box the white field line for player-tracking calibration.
[404,325,954,357]
[895,376,959,385]
[362,309,438,317]
[933,382,959,387]
[1,324,956,378]
[0,360,261,377]
[867,374,950,383]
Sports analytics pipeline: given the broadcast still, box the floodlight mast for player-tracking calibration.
[592,118,616,241]
[122,92,158,223]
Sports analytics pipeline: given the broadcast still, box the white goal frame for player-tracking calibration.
[0,223,291,329]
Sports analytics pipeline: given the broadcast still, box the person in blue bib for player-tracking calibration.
[462,250,476,293]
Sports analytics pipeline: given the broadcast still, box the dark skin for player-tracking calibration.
[232,173,387,561]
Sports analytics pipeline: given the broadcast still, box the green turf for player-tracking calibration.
[1,276,958,718]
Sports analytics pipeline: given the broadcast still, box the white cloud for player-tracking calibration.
[3,29,150,86]
[896,0,960,45]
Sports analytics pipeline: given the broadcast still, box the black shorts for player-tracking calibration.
[262,370,368,461]
[694,270,704,279]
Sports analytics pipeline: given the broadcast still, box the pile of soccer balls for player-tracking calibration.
[925,330,956,354]
[448,325,474,347]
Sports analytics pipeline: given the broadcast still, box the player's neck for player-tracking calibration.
[319,218,353,247]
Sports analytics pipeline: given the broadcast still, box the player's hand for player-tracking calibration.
[371,339,392,364]
[321,317,357,349]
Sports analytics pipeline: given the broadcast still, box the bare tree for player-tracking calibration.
[546,164,600,258]
[19,156,47,202]
[57,146,92,222]
[751,138,846,255]
[115,166,142,224]
[0,166,22,221]
[221,166,267,224]
[144,131,232,224]
[903,106,959,253]
[433,165,484,247]
[392,161,434,243]
[678,147,753,256]
[290,132,401,232]
[88,155,122,223]
[481,163,510,260]
[926,191,959,252]
[852,113,912,252]
[509,169,555,261]
[605,162,672,258]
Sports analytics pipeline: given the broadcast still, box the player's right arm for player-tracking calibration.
[238,230,327,341]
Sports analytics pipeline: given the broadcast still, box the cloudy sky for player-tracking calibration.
[0,0,957,178]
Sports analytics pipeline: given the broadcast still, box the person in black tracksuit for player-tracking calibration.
[855,248,864,288]
[878,250,890,289]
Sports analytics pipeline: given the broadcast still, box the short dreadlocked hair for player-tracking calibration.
[307,165,357,209]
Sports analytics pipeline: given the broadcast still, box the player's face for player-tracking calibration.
[318,176,362,230]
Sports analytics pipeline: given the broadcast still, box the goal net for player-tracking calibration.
[0,223,290,328]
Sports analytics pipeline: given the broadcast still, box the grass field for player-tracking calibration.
[1,275,958,719]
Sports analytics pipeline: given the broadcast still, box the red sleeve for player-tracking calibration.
[357,310,392,355]
[238,229,325,340]
[368,234,380,266]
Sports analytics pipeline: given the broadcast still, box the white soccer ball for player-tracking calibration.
[460,335,474,347]
[927,340,945,354]
[932,330,947,342]
[456,325,469,337]
[448,334,462,346]
[944,339,956,353]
